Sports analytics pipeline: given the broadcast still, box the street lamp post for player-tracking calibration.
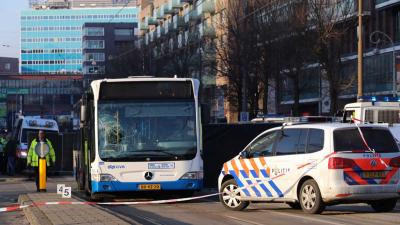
[369,30,396,97]
[357,0,363,98]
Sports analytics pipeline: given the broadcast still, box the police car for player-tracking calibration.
[218,123,400,214]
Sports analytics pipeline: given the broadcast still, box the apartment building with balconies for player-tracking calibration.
[137,0,221,123]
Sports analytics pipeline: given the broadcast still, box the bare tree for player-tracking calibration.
[107,47,144,77]
[308,0,356,113]
[215,0,266,120]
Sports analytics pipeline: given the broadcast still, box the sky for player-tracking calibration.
[0,0,29,58]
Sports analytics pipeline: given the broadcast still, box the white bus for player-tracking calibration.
[76,77,203,200]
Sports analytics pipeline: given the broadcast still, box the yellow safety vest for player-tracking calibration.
[27,138,56,167]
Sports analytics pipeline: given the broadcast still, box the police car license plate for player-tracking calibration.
[362,171,386,179]
[138,184,161,190]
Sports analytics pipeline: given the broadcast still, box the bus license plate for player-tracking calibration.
[138,184,161,190]
[362,171,386,179]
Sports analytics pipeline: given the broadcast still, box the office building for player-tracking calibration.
[21,6,138,74]
[82,22,137,82]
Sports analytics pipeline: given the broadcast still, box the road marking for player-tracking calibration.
[266,210,347,225]
[222,215,265,225]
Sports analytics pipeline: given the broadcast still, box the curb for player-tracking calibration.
[18,194,52,225]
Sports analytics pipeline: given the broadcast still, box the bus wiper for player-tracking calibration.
[135,150,180,157]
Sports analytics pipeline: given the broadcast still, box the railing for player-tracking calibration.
[147,17,158,26]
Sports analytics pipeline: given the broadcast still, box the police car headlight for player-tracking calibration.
[180,171,203,180]
[99,174,117,182]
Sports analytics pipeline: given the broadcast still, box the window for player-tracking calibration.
[4,63,11,71]
[275,129,302,155]
[297,129,308,154]
[343,110,355,123]
[306,129,324,153]
[334,127,399,153]
[84,40,105,49]
[85,53,105,61]
[114,29,133,37]
[247,131,277,158]
[84,27,104,36]
[85,65,105,74]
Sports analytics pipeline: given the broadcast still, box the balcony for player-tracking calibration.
[171,0,184,9]
[202,25,216,38]
[200,0,215,14]
[164,3,175,15]
[140,23,149,31]
[177,17,188,28]
[147,17,158,26]
[156,6,165,19]
[189,10,200,22]
[168,21,177,33]
[157,26,165,38]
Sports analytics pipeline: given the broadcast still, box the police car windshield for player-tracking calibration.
[334,127,399,153]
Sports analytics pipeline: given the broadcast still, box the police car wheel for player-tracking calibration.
[220,179,249,211]
[369,198,397,212]
[299,180,325,214]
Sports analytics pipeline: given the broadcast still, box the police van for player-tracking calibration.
[12,116,59,169]
[218,123,400,214]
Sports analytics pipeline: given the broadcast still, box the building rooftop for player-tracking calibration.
[29,0,138,9]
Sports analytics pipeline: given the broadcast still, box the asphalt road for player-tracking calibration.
[95,194,400,225]
[1,176,399,225]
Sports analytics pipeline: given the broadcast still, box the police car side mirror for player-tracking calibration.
[240,150,249,159]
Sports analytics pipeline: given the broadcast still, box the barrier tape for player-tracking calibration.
[0,192,221,213]
[351,116,390,168]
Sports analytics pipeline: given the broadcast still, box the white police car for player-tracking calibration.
[218,123,400,214]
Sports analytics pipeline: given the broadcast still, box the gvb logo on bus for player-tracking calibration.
[57,184,72,198]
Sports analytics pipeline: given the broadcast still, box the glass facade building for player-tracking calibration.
[21,7,138,74]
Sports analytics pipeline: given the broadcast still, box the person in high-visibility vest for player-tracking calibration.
[27,130,55,192]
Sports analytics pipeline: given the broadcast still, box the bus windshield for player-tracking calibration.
[98,100,197,161]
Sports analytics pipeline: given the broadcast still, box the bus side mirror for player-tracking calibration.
[80,105,87,124]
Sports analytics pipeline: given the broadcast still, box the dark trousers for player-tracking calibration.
[7,156,15,176]
[34,166,40,191]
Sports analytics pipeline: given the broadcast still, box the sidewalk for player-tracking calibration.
[0,174,30,183]
[0,175,75,183]
[18,193,130,225]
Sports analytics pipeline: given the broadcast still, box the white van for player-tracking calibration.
[218,123,400,214]
[12,116,59,163]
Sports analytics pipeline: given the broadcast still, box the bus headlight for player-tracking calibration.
[99,174,117,182]
[180,171,203,180]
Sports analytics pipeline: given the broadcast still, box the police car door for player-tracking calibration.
[268,128,308,199]
[240,131,278,199]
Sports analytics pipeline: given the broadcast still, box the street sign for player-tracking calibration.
[57,184,65,195]
[62,187,71,198]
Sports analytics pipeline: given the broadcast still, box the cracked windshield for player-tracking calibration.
[98,101,197,161]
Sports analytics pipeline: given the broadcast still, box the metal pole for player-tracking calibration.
[393,44,396,97]
[241,0,248,119]
[357,0,363,99]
